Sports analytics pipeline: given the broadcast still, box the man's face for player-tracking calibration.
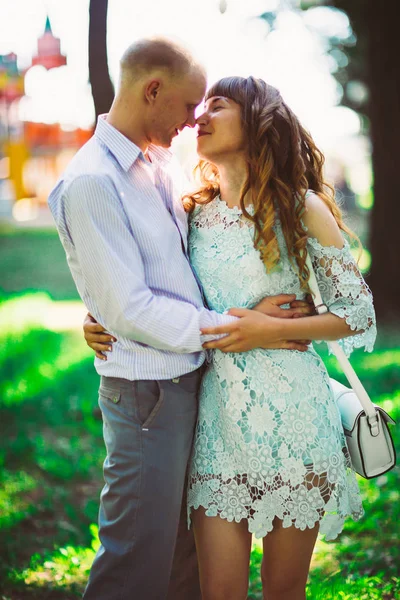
[148,68,206,148]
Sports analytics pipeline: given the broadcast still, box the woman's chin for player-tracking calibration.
[196,151,206,160]
[196,143,213,161]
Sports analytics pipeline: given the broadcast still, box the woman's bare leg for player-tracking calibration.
[192,507,252,600]
[261,518,319,600]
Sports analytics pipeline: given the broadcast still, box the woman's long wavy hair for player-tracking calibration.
[184,76,358,289]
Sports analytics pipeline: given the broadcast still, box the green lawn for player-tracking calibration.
[0,228,79,301]
[1,229,399,599]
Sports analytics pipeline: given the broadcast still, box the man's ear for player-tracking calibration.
[145,80,161,104]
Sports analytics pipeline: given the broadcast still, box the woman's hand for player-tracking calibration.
[202,309,311,353]
[254,294,315,319]
[83,313,117,361]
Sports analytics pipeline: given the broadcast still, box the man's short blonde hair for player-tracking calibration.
[120,37,202,84]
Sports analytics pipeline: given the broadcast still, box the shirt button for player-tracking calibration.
[112,395,119,403]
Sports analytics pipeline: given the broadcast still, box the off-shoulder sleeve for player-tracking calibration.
[307,236,377,356]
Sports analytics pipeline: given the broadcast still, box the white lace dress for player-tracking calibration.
[187,196,377,540]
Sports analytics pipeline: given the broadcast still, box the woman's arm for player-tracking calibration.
[275,192,355,341]
[202,193,376,353]
[201,308,353,353]
[83,295,315,359]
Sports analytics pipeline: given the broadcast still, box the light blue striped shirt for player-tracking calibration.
[48,115,236,380]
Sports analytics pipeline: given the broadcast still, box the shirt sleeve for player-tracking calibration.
[62,174,236,353]
[307,236,377,356]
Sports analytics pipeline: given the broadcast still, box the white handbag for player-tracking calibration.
[306,255,396,479]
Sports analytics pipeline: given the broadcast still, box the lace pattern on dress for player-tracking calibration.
[187,196,373,541]
[307,236,377,356]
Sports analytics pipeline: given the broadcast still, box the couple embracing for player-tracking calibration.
[49,37,376,600]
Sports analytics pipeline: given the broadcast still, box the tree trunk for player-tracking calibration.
[88,0,115,121]
[364,1,400,323]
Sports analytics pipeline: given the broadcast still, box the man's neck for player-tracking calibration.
[107,105,149,154]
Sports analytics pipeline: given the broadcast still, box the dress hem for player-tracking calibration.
[187,502,364,542]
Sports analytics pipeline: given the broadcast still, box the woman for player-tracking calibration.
[84,77,376,600]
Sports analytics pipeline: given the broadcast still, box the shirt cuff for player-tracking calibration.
[199,310,238,343]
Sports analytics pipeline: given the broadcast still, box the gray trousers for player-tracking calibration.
[83,369,202,600]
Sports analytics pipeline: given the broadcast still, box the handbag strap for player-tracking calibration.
[305,254,380,435]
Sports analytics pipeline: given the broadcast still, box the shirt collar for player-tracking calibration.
[148,144,173,167]
[95,114,173,171]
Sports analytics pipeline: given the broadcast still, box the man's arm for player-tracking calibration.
[63,174,236,354]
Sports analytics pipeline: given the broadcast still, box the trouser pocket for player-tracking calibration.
[136,380,165,430]
[99,383,135,419]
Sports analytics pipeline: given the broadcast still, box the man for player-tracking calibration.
[49,37,311,600]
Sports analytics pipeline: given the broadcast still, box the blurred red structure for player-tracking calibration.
[31,16,67,71]
[0,16,93,211]
[24,122,93,150]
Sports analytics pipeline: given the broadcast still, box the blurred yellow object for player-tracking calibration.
[4,141,29,199]
[0,71,7,89]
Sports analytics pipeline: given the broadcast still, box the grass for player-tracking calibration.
[1,228,399,599]
[0,229,79,301]
[248,546,400,599]
[0,292,103,598]
[1,294,398,599]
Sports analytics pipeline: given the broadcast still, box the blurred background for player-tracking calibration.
[0,0,399,598]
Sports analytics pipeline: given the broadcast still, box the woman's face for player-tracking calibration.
[196,96,246,162]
